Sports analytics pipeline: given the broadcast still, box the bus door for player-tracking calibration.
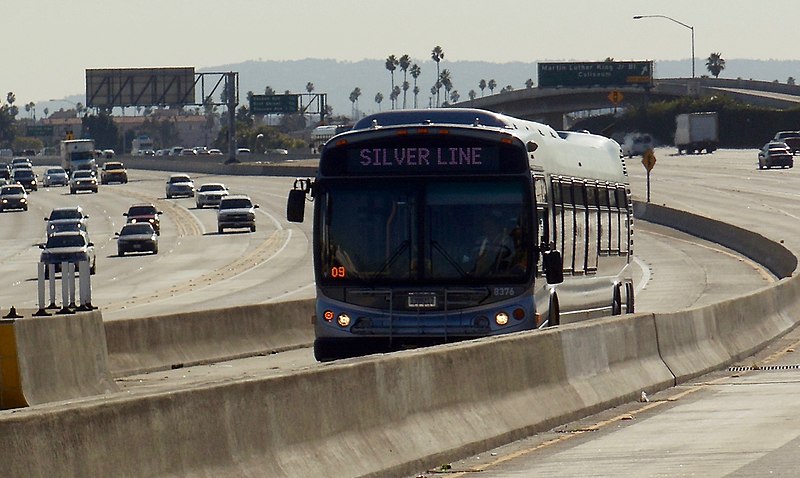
[585,181,599,274]
[553,177,575,275]
[572,180,587,275]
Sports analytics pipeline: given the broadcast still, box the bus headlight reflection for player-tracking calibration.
[495,312,510,326]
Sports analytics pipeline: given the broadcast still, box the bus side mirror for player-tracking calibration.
[543,249,563,284]
[287,189,306,223]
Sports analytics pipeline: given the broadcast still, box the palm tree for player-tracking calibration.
[488,79,497,95]
[525,78,534,89]
[439,69,453,105]
[349,87,362,119]
[410,64,422,108]
[468,90,477,101]
[375,92,384,111]
[399,54,411,108]
[385,55,399,109]
[706,52,726,78]
[6,92,15,106]
[43,107,49,118]
[264,85,276,95]
[479,79,487,97]
[431,46,444,106]
[450,90,460,104]
[306,82,314,94]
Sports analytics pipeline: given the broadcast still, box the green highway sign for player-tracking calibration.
[249,94,299,114]
[538,61,653,88]
[25,125,54,137]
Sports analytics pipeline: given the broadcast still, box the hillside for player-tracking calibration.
[50,58,800,121]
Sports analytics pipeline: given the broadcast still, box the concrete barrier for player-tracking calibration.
[634,200,797,278]
[0,310,117,409]
[105,299,315,377]
[0,311,676,477]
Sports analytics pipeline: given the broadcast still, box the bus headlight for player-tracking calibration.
[337,313,351,327]
[495,312,510,326]
[323,310,335,322]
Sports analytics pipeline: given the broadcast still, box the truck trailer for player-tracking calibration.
[674,112,719,154]
[60,139,97,174]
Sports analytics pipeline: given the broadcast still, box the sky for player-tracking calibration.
[5,0,799,107]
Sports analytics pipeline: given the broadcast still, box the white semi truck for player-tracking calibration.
[60,139,97,174]
[674,112,719,154]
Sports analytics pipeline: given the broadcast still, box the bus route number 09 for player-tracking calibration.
[331,266,346,278]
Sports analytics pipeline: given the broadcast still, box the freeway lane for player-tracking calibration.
[408,148,800,477]
[0,168,314,320]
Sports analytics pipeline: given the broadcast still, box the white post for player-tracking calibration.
[34,263,50,316]
[58,262,72,314]
[78,260,92,310]
[48,263,57,308]
[67,262,76,309]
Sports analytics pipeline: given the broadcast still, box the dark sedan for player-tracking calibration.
[758,141,794,169]
[116,223,158,256]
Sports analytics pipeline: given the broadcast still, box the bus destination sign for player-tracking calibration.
[346,146,499,174]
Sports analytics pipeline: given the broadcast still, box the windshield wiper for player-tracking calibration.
[430,240,469,279]
[370,240,410,280]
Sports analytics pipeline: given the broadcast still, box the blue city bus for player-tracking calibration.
[287,108,634,361]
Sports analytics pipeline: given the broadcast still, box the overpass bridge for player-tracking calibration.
[459,77,800,128]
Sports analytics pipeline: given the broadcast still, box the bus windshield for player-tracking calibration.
[318,178,532,286]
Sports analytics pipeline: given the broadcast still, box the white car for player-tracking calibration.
[195,183,229,208]
[69,170,98,194]
[39,231,96,277]
[0,183,28,212]
[165,174,195,198]
[217,195,259,233]
[43,167,69,187]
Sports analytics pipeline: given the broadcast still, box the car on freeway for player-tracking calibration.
[45,206,89,237]
[123,203,163,235]
[47,220,88,238]
[116,222,158,256]
[208,149,223,156]
[195,182,229,208]
[12,168,38,191]
[179,148,197,157]
[0,183,28,212]
[773,131,800,154]
[10,157,33,169]
[100,161,128,184]
[217,195,259,233]
[236,148,251,156]
[165,174,195,198]
[39,231,96,277]
[42,167,69,187]
[758,141,794,169]
[69,169,98,194]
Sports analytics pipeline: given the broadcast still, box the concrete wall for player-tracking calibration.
[105,299,315,377]
[2,181,799,475]
[0,310,117,409]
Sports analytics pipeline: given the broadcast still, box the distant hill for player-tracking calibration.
[202,58,800,120]
[46,59,800,122]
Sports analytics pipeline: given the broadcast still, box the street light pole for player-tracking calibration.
[633,15,695,79]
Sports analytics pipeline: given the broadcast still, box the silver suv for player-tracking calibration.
[217,195,258,233]
[165,174,194,198]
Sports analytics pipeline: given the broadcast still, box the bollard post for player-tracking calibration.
[2,306,23,319]
[33,262,50,316]
[47,263,58,309]
[77,260,94,311]
[67,262,77,310]
[57,262,74,315]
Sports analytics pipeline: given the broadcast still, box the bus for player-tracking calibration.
[287,108,634,361]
